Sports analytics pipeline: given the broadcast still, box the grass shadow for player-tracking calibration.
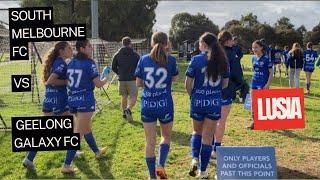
[278,166,320,179]
[129,119,191,146]
[272,130,320,143]
[97,120,126,179]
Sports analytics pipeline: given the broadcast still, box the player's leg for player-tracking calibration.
[213,104,231,158]
[189,117,203,177]
[306,72,311,94]
[289,68,295,88]
[23,111,54,170]
[199,117,217,178]
[143,121,157,179]
[78,112,107,159]
[295,68,301,88]
[156,120,173,179]
[278,64,282,78]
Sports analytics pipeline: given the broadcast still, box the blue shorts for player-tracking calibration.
[68,93,96,113]
[303,68,314,73]
[190,111,221,121]
[42,92,68,115]
[221,98,232,106]
[141,110,174,124]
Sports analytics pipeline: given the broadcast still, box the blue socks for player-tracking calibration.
[27,151,37,161]
[158,143,170,167]
[200,144,212,172]
[191,134,202,158]
[146,157,156,179]
[213,142,221,152]
[64,150,77,165]
[84,132,99,153]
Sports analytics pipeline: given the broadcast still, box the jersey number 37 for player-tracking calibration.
[67,69,83,88]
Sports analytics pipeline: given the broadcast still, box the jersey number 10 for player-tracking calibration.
[201,67,221,87]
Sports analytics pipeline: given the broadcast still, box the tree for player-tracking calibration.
[309,23,320,44]
[240,13,259,27]
[274,17,302,47]
[255,23,276,45]
[223,19,241,30]
[275,17,294,30]
[169,12,219,48]
[21,0,158,40]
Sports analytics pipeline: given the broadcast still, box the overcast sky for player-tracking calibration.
[154,1,320,33]
[1,1,319,33]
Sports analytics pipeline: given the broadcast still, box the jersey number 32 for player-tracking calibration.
[144,67,167,89]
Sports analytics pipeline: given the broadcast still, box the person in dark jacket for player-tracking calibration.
[192,40,201,57]
[112,37,140,121]
[210,30,239,159]
[232,37,243,61]
[287,43,304,88]
[232,36,249,101]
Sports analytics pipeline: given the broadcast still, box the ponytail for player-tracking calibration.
[200,32,228,82]
[150,43,168,66]
[150,32,168,66]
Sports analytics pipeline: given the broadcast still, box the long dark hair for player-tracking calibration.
[150,32,168,66]
[75,39,90,60]
[290,43,303,58]
[218,30,233,46]
[200,32,228,82]
[42,41,69,83]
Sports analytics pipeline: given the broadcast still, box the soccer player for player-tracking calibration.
[22,41,73,171]
[211,30,238,158]
[185,32,229,178]
[135,32,179,179]
[283,46,290,77]
[247,40,273,129]
[273,45,284,77]
[303,42,318,94]
[61,39,110,173]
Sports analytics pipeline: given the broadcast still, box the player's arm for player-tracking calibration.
[93,75,110,88]
[264,68,273,89]
[185,76,193,96]
[46,73,68,86]
[136,77,144,87]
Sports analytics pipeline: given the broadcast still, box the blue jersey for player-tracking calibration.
[186,53,229,119]
[252,55,273,89]
[283,50,289,64]
[67,58,99,112]
[273,49,283,64]
[303,49,318,72]
[42,57,68,114]
[135,55,179,123]
[266,47,272,58]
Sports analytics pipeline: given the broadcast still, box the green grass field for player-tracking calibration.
[0,55,319,179]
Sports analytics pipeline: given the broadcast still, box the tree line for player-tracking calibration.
[170,12,320,53]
